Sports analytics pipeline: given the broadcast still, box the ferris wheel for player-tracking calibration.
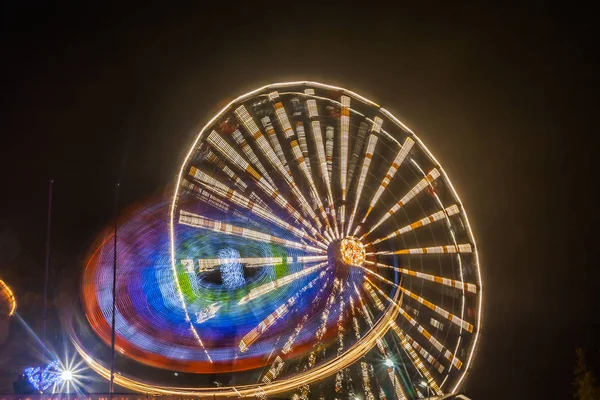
[76,81,482,399]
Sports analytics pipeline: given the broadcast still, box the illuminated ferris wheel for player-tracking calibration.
[77,82,482,399]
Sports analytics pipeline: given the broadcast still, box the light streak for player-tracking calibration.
[296,122,312,176]
[347,121,369,187]
[360,268,474,332]
[272,96,295,139]
[182,180,231,212]
[362,169,441,238]
[364,282,443,396]
[288,139,334,236]
[261,116,291,175]
[179,211,325,253]
[237,262,327,305]
[390,323,445,374]
[369,243,473,256]
[188,166,325,248]
[205,150,248,191]
[205,130,325,239]
[262,356,285,384]
[325,126,334,184]
[239,272,324,351]
[359,137,414,225]
[0,279,16,316]
[356,284,408,400]
[365,278,464,370]
[340,96,350,202]
[160,80,481,396]
[364,261,477,293]
[230,129,276,187]
[194,255,327,271]
[346,117,383,236]
[369,204,460,245]
[230,108,328,236]
[305,91,339,236]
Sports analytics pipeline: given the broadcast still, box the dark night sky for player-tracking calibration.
[1,2,599,399]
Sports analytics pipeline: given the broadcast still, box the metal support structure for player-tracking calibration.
[110,183,120,396]
[41,179,53,390]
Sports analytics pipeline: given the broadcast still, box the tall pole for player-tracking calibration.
[42,180,53,347]
[110,183,120,396]
[41,179,53,391]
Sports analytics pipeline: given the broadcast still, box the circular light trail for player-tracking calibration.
[0,279,16,317]
[75,81,483,399]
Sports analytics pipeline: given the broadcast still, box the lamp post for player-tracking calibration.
[385,358,396,400]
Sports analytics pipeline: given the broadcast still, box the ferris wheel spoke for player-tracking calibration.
[347,117,383,236]
[288,139,335,238]
[365,279,464,370]
[181,180,233,213]
[192,255,327,272]
[388,323,445,374]
[359,361,376,400]
[239,272,325,352]
[232,104,326,233]
[263,275,333,385]
[279,275,331,357]
[235,106,316,219]
[354,283,409,400]
[203,150,273,211]
[230,129,276,187]
[205,149,249,192]
[369,204,460,246]
[188,167,326,249]
[347,121,370,189]
[179,211,325,254]
[261,115,292,174]
[315,277,342,341]
[340,96,350,206]
[269,92,296,140]
[364,282,443,395]
[305,89,340,237]
[334,289,348,395]
[368,243,473,256]
[364,260,477,293]
[235,106,331,239]
[238,262,328,305]
[359,136,415,227]
[399,286,474,333]
[361,269,474,333]
[361,168,441,239]
[205,130,326,242]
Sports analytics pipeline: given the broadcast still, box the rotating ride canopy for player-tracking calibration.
[76,82,482,399]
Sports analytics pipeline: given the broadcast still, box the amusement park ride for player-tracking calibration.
[6,82,483,399]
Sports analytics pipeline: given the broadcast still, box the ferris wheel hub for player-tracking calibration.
[338,236,366,266]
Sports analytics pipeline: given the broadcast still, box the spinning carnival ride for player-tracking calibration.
[74,82,483,399]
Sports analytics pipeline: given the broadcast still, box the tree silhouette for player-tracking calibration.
[574,348,598,400]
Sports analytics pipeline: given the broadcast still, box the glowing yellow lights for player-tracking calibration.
[238,263,327,305]
[161,81,482,396]
[340,237,366,266]
[179,211,325,254]
[0,279,16,317]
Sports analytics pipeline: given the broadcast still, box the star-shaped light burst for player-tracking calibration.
[24,354,87,393]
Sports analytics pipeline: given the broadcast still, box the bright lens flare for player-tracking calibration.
[340,237,365,266]
[60,370,73,381]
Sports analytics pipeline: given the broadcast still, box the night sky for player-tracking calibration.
[1,2,598,399]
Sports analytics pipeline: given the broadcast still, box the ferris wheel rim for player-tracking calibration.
[67,80,487,397]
